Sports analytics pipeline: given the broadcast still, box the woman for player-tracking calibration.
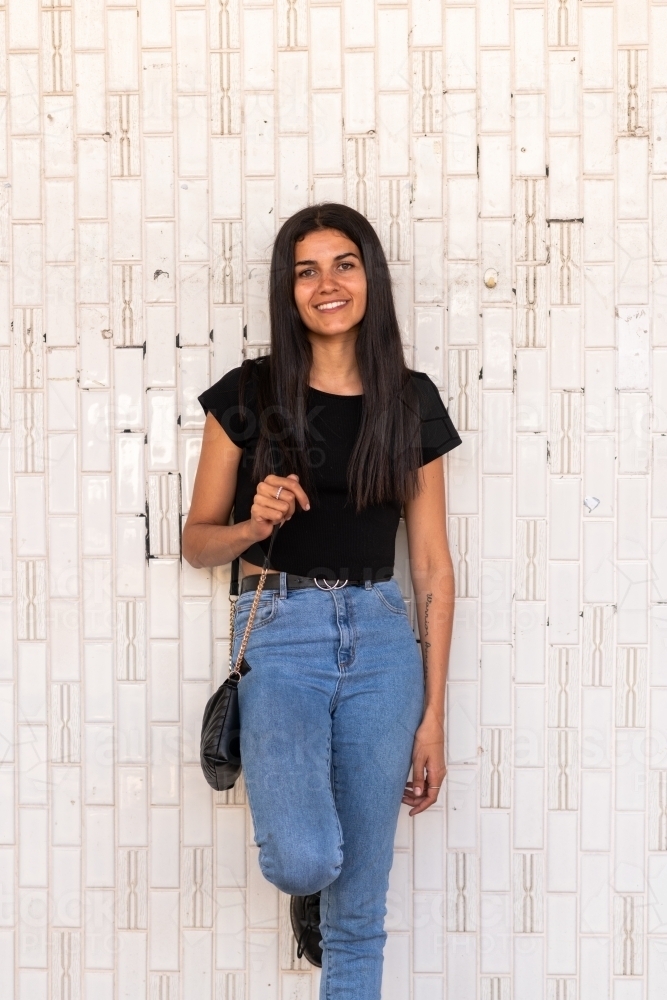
[183,204,460,999]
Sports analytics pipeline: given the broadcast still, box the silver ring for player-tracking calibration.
[275,486,283,500]
[314,578,348,591]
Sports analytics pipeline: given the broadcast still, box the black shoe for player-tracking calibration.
[290,892,323,968]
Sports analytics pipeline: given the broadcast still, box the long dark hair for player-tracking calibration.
[240,203,421,509]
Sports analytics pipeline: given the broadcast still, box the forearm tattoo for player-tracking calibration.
[423,592,433,679]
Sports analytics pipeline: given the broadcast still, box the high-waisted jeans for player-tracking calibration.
[232,576,425,1000]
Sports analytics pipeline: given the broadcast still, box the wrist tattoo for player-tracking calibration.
[423,592,433,678]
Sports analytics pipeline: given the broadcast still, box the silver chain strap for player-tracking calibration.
[228,525,278,681]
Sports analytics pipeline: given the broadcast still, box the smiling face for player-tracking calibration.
[293,228,367,339]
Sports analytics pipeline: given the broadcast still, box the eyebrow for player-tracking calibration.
[294,251,360,268]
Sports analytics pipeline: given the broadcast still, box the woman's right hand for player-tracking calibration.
[249,473,310,540]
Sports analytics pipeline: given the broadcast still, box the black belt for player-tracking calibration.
[239,570,392,595]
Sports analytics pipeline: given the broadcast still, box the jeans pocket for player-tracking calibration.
[233,593,279,637]
[372,580,408,616]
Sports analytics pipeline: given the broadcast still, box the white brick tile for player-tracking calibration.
[215,889,245,970]
[310,8,340,89]
[515,604,546,684]
[276,52,307,137]
[11,138,40,221]
[480,51,510,134]
[48,517,77,599]
[143,138,174,219]
[141,0,172,49]
[245,179,275,262]
[175,10,206,94]
[83,644,113,724]
[581,938,610,1000]
[515,687,545,767]
[413,224,443,303]
[515,94,546,177]
[52,766,81,848]
[278,136,308,218]
[549,52,579,134]
[378,94,409,175]
[548,563,579,644]
[583,522,614,602]
[584,180,614,262]
[617,478,648,560]
[580,854,610,932]
[378,10,408,92]
[81,391,111,473]
[447,263,478,345]
[311,93,342,176]
[480,813,510,891]
[514,9,545,90]
[15,477,46,557]
[149,890,179,971]
[445,8,475,90]
[480,645,511,727]
[479,137,511,218]
[514,768,544,850]
[549,138,580,219]
[19,808,47,887]
[445,93,476,175]
[618,139,648,219]
[73,0,105,50]
[117,933,147,998]
[106,11,138,93]
[50,601,80,682]
[149,559,179,639]
[118,767,148,846]
[344,53,375,134]
[516,351,547,432]
[447,681,477,765]
[481,561,512,642]
[617,0,648,45]
[147,390,177,471]
[480,893,511,973]
[549,479,580,561]
[547,813,577,892]
[343,0,374,47]
[74,53,106,134]
[546,895,577,974]
[7,0,39,51]
[150,808,180,888]
[617,223,649,304]
[141,52,173,133]
[79,307,111,389]
[446,178,476,259]
[583,92,614,175]
[242,9,274,90]
[446,768,477,849]
[582,8,613,88]
[52,848,81,928]
[183,767,212,847]
[614,813,645,892]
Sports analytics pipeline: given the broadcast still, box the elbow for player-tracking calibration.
[181,525,203,569]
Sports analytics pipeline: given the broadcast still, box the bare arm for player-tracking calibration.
[401,456,455,815]
[182,413,310,569]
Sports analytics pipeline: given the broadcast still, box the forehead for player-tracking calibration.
[293,228,359,260]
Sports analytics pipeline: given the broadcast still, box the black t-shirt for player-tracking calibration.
[198,363,462,580]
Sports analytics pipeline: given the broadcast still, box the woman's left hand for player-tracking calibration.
[402,712,446,816]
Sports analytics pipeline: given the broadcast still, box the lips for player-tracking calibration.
[315,300,348,311]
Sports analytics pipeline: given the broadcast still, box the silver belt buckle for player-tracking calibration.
[314,578,348,591]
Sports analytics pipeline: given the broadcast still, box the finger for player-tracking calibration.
[253,496,292,518]
[264,475,310,510]
[411,757,427,798]
[251,502,286,525]
[256,482,295,507]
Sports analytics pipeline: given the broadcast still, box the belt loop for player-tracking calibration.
[365,579,372,590]
[279,571,287,599]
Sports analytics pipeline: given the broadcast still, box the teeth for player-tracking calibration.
[316,301,347,311]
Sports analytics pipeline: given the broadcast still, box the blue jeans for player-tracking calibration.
[232,577,425,1000]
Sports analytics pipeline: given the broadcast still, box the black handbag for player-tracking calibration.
[200,526,278,791]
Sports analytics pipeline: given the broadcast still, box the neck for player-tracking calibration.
[308,328,363,395]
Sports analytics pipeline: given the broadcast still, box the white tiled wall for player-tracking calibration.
[1,0,667,998]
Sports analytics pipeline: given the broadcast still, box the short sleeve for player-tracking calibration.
[198,365,256,443]
[413,372,462,465]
